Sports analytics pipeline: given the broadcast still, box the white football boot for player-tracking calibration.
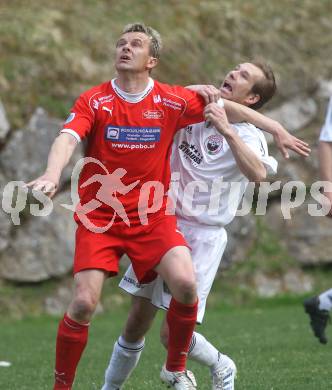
[160,365,197,389]
[211,353,237,390]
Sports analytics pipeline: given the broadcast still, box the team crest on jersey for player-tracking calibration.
[204,134,223,155]
[142,110,164,119]
[64,113,75,124]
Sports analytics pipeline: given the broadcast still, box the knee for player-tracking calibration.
[70,292,98,322]
[159,248,197,304]
[174,276,197,304]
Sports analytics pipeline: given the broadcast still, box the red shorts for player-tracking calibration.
[73,214,188,283]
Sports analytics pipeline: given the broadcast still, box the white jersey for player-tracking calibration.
[170,121,278,227]
[319,97,332,142]
[120,121,277,321]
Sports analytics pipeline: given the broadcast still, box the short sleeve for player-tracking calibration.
[238,124,278,175]
[175,88,205,130]
[319,97,332,142]
[60,92,94,142]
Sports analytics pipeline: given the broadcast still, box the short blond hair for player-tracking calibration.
[122,23,162,59]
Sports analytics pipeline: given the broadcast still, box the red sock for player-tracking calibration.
[166,298,198,372]
[54,313,90,389]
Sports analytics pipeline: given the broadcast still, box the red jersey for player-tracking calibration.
[61,78,204,225]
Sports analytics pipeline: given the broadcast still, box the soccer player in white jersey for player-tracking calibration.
[304,96,332,344]
[101,61,282,390]
[318,95,332,217]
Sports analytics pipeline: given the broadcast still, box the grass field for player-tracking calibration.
[0,299,331,390]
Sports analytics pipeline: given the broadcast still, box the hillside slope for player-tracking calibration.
[1,0,332,128]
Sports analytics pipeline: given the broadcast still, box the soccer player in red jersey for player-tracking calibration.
[27,23,310,389]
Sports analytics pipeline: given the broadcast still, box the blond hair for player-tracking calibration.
[122,23,162,59]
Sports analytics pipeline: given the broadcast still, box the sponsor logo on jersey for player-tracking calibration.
[106,127,119,140]
[153,94,161,103]
[204,134,223,155]
[93,95,114,110]
[142,109,164,119]
[98,94,115,103]
[178,140,203,166]
[185,125,193,134]
[162,97,182,111]
[105,125,161,142]
[102,106,113,116]
[111,142,156,150]
[64,113,75,124]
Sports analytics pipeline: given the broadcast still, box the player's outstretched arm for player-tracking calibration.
[204,103,266,182]
[186,85,311,159]
[26,133,78,198]
[223,99,311,159]
[185,84,221,104]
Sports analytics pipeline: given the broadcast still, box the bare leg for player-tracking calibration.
[68,269,107,322]
[155,246,197,304]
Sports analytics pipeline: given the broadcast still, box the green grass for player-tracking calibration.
[0,301,331,389]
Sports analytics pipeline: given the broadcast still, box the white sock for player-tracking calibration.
[318,288,332,311]
[188,331,228,371]
[101,335,145,390]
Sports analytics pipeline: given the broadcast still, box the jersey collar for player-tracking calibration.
[111,78,154,103]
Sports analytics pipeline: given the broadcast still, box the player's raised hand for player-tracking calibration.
[25,174,58,198]
[204,103,233,136]
[186,84,221,104]
[273,125,311,159]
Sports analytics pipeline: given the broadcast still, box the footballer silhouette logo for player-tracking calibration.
[63,158,140,233]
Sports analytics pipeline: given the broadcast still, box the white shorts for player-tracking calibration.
[319,97,332,142]
[119,219,227,323]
